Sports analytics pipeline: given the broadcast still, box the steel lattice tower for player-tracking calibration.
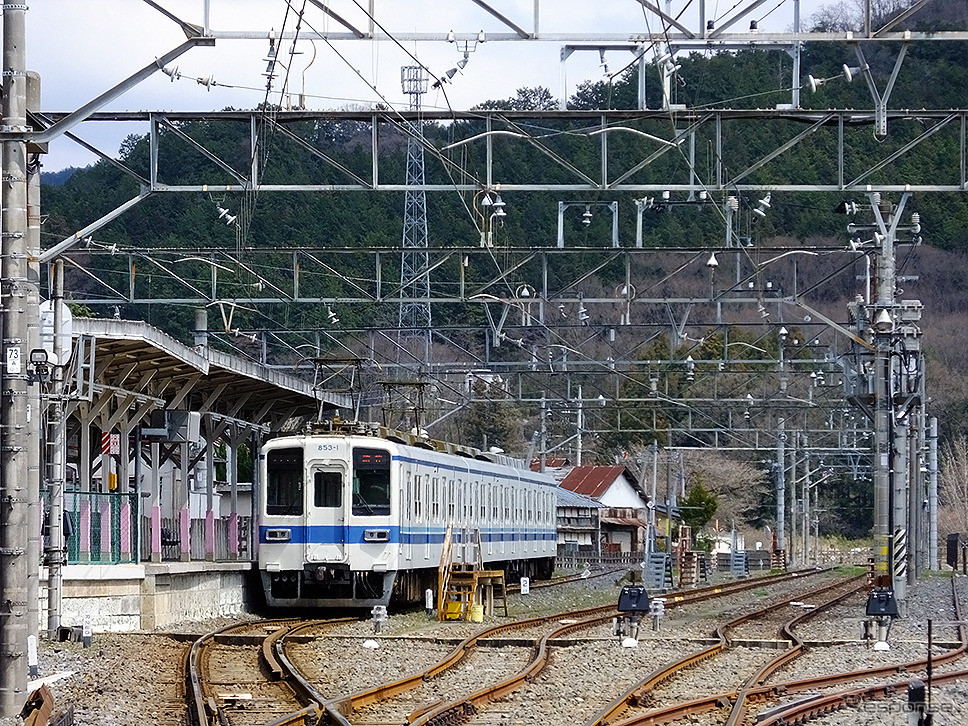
[397,66,431,368]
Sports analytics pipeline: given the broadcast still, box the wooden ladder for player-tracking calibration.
[437,525,477,621]
[436,525,455,620]
[444,565,478,621]
[437,527,509,621]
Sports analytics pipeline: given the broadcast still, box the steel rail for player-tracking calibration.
[331,570,831,726]
[603,575,967,726]
[583,573,859,726]
[721,577,868,726]
[186,618,299,726]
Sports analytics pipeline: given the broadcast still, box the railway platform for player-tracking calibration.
[40,559,257,633]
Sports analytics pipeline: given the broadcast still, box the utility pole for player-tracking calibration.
[0,2,30,716]
[776,418,786,555]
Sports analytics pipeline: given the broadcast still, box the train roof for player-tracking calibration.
[291,418,534,472]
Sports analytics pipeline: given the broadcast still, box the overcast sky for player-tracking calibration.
[26,0,830,171]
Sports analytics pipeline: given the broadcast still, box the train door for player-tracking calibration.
[305,466,347,563]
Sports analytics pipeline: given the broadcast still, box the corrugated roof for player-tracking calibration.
[556,486,605,509]
[560,465,627,499]
[599,515,643,528]
[530,457,571,472]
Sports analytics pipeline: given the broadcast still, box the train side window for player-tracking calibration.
[431,477,440,520]
[411,473,419,519]
[313,471,342,508]
[266,448,304,515]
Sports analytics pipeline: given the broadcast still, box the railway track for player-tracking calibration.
[186,618,352,726]
[182,568,859,726]
[313,569,830,726]
[583,574,866,726]
[594,575,968,726]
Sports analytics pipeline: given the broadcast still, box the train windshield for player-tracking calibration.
[352,447,391,516]
[266,448,304,515]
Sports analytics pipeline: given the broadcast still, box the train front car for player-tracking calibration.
[258,434,400,609]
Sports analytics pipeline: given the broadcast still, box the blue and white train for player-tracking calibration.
[257,423,558,609]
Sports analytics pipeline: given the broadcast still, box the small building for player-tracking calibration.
[555,486,603,558]
[559,465,649,556]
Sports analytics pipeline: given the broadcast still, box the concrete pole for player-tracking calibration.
[539,393,547,472]
[872,194,896,589]
[228,429,239,560]
[25,71,42,649]
[802,450,810,568]
[46,261,67,638]
[179,441,191,562]
[789,439,797,566]
[205,419,216,562]
[0,1,30,715]
[575,385,583,466]
[928,417,938,570]
[776,418,786,554]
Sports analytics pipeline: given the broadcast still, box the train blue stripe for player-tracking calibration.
[259,525,555,545]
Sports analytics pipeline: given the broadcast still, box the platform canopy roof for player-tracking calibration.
[69,318,353,432]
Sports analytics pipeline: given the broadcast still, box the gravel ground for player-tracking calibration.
[2,569,965,726]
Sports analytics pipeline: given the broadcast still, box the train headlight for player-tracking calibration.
[363,529,390,543]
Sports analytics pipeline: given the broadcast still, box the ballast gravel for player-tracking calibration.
[2,568,966,726]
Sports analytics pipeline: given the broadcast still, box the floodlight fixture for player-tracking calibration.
[750,20,758,31]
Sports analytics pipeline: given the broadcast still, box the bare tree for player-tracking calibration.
[939,434,968,535]
[809,0,922,31]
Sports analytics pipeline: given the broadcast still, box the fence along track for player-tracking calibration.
[320,570,830,726]
[582,573,863,726]
[599,575,968,726]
